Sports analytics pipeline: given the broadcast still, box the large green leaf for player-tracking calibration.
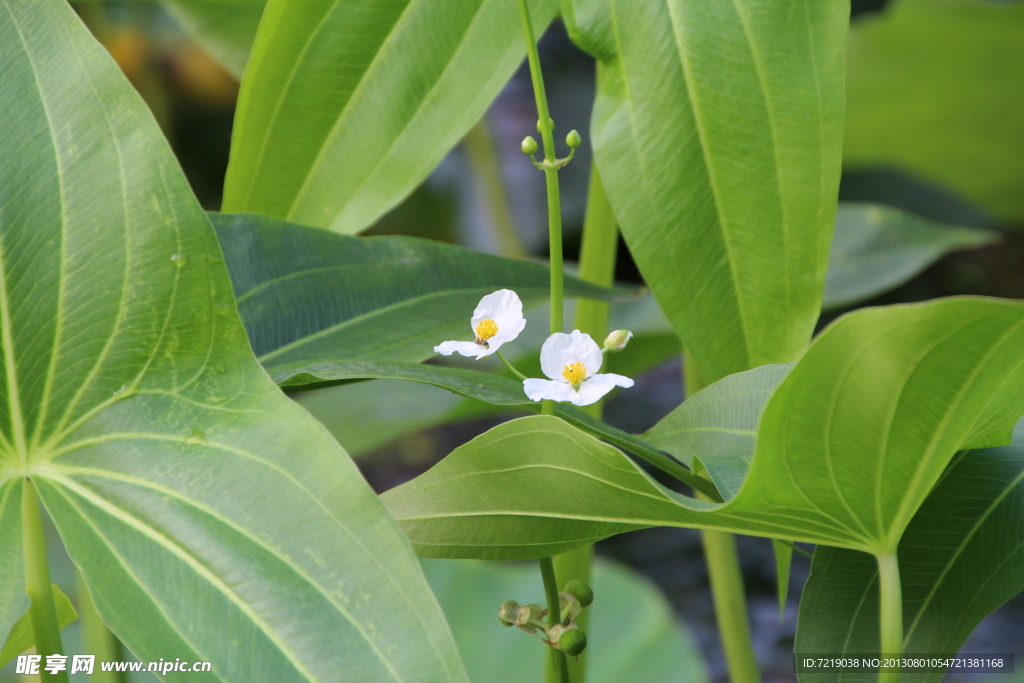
[163,1,267,79]
[845,0,1024,222]
[424,559,709,683]
[0,2,466,681]
[382,298,1024,560]
[795,421,1024,683]
[824,204,1000,310]
[221,0,558,234]
[563,0,848,384]
[211,212,626,379]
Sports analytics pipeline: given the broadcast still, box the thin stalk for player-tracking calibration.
[877,552,903,683]
[22,479,69,683]
[77,572,125,683]
[496,350,528,380]
[515,0,563,336]
[515,5,573,681]
[539,557,570,683]
[685,355,761,683]
[551,162,618,683]
[463,119,527,259]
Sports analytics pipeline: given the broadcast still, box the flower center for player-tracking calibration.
[562,362,586,384]
[474,319,499,344]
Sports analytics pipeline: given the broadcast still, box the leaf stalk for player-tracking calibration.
[22,479,69,683]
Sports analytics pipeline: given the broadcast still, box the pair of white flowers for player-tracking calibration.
[434,289,633,407]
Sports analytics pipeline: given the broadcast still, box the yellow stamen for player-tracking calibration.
[562,362,586,384]
[475,318,499,343]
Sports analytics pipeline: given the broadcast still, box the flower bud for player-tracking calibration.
[498,600,520,626]
[603,330,633,353]
[521,136,539,155]
[566,129,582,149]
[563,579,594,607]
[558,627,588,657]
[537,117,555,132]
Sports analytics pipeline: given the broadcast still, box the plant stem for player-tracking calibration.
[549,161,619,683]
[574,163,618,390]
[539,557,570,683]
[77,571,126,683]
[700,529,761,683]
[877,552,903,683]
[463,119,527,259]
[22,479,69,683]
[495,350,528,380]
[685,356,761,683]
[515,0,563,337]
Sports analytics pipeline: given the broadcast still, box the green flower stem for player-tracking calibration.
[495,350,529,380]
[877,552,904,683]
[516,0,562,418]
[515,0,563,338]
[77,571,125,683]
[21,479,69,683]
[539,557,570,683]
[463,119,527,259]
[550,161,619,683]
[685,353,761,683]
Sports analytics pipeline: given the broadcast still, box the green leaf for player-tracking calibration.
[845,0,1024,222]
[221,0,558,234]
[382,298,1024,560]
[0,482,24,655]
[795,422,1024,683]
[0,585,78,668]
[211,211,628,380]
[563,0,848,384]
[423,558,709,683]
[824,203,1001,310]
[163,1,267,79]
[0,3,466,680]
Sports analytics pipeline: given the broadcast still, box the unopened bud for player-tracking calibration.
[537,117,555,132]
[521,136,539,155]
[566,129,582,149]
[563,579,594,607]
[603,330,633,353]
[557,627,588,656]
[498,600,520,626]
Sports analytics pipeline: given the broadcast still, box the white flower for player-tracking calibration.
[434,289,526,359]
[523,330,634,406]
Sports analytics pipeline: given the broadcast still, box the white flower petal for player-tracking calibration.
[573,373,634,406]
[523,378,579,403]
[489,315,526,350]
[434,340,489,359]
[539,330,603,381]
[472,289,522,327]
